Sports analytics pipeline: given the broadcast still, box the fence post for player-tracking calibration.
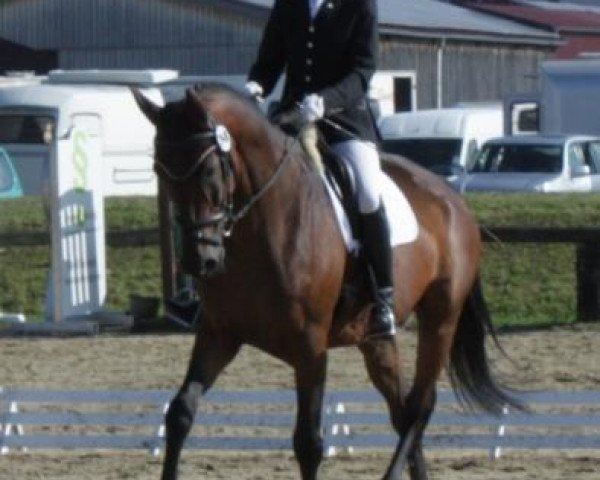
[1,400,25,455]
[576,242,600,322]
[323,401,352,457]
[151,401,170,457]
[489,406,509,460]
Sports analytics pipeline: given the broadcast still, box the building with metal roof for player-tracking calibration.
[0,0,561,109]
[453,0,600,59]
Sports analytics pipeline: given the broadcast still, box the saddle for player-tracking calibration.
[317,137,361,240]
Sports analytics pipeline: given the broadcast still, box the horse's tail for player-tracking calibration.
[448,275,525,415]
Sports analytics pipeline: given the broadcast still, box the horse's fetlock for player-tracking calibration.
[293,428,323,458]
[166,396,195,435]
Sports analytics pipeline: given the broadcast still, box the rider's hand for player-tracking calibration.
[300,94,324,124]
[245,81,264,105]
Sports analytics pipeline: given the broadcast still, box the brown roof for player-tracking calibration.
[472,3,600,30]
[455,1,600,58]
[555,35,600,58]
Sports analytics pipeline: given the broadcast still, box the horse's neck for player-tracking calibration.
[230,123,334,261]
[207,96,337,261]
[225,111,307,213]
[236,131,308,224]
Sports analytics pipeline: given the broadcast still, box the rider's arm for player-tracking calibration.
[247,0,286,98]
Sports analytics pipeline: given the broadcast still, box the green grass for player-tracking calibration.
[465,192,600,226]
[480,243,576,328]
[1,193,600,328]
[0,197,162,318]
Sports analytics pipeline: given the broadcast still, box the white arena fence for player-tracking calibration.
[1,388,600,458]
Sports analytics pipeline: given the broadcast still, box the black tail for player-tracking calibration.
[448,276,525,415]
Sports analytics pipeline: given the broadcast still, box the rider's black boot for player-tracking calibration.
[360,204,397,340]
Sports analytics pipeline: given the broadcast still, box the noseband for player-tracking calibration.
[154,113,291,243]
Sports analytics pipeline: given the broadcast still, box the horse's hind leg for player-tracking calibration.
[161,331,240,480]
[383,289,463,480]
[359,339,429,480]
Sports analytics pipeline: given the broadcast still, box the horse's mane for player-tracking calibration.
[193,82,311,168]
[193,82,280,136]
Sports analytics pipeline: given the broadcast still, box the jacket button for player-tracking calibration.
[305,75,312,82]
[307,41,313,49]
[306,58,313,66]
[309,25,315,33]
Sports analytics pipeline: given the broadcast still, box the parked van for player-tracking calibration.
[378,104,503,178]
[0,69,171,197]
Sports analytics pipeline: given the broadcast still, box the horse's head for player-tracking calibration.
[132,86,235,277]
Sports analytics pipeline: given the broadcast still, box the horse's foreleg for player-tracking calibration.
[161,380,202,480]
[160,332,240,480]
[293,350,327,480]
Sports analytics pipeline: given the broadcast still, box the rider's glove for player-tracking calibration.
[244,81,264,105]
[300,94,325,124]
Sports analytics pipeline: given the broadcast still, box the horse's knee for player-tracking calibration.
[165,394,196,438]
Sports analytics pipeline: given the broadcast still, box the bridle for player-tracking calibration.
[154,113,291,243]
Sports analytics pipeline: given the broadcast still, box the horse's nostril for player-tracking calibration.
[203,258,218,274]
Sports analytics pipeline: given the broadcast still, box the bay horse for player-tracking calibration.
[132,83,521,480]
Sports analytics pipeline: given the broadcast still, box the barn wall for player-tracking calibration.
[0,0,554,106]
[380,37,552,109]
[0,0,264,74]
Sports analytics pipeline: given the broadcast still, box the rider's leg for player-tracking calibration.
[330,140,397,339]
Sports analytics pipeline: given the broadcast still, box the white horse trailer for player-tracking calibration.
[0,70,172,329]
[0,70,170,198]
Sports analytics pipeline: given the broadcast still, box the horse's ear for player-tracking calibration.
[185,87,210,123]
[131,87,160,125]
[185,86,201,105]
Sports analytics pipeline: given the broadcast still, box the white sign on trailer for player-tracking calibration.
[48,114,106,322]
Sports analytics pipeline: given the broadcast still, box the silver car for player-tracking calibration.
[449,134,600,193]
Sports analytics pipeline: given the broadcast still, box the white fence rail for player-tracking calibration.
[1,388,600,457]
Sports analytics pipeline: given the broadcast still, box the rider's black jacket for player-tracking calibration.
[248,0,379,144]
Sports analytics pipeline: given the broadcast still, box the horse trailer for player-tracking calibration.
[505,58,600,137]
[0,69,173,198]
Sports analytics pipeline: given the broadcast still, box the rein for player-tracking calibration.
[228,138,292,226]
[154,131,218,182]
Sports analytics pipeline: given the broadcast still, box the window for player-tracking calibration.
[0,115,55,144]
[568,144,585,170]
[585,142,600,173]
[381,138,462,176]
[474,144,563,174]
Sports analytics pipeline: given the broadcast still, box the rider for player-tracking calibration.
[245,0,396,339]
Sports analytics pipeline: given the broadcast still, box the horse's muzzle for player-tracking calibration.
[180,231,225,278]
[198,255,224,277]
[196,244,226,277]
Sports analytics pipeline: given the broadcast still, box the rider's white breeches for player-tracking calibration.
[330,139,382,214]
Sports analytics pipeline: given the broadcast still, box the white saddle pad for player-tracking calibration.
[324,172,419,254]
